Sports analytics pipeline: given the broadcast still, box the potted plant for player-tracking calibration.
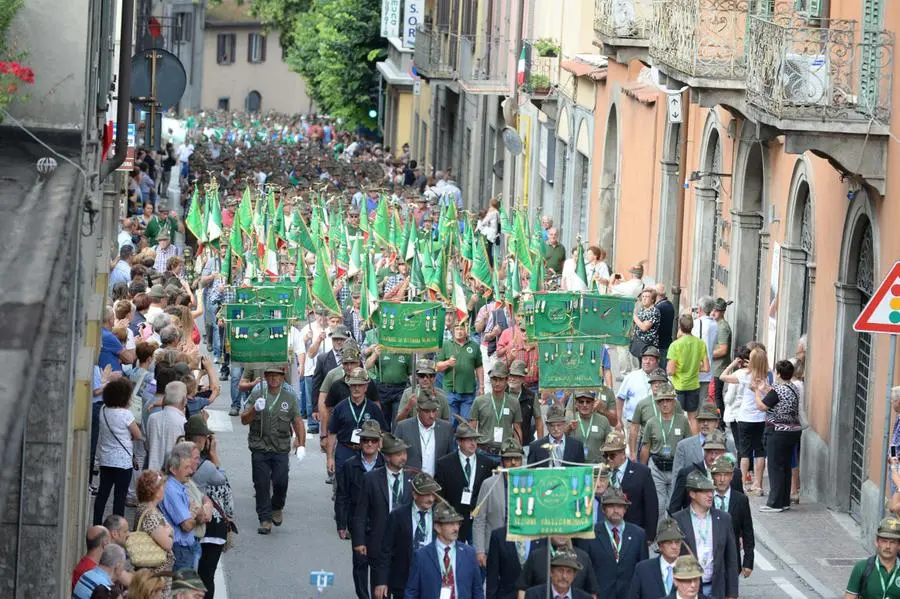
[533,38,560,58]
[528,73,552,92]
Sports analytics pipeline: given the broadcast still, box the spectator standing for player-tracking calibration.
[134,470,175,597]
[755,360,802,512]
[655,284,675,366]
[721,348,769,496]
[667,314,710,433]
[691,296,719,401]
[711,298,733,418]
[93,379,143,524]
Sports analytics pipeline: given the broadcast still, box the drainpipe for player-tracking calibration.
[671,89,690,318]
[100,0,135,181]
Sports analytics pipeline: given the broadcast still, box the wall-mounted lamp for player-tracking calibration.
[689,170,733,182]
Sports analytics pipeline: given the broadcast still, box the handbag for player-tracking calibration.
[126,510,168,568]
[629,329,649,359]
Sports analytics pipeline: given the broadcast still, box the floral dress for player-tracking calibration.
[634,305,661,348]
[136,503,175,598]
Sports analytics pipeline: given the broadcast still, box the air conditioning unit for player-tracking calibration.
[611,0,637,37]
[781,53,829,106]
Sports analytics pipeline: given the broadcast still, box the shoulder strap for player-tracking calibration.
[858,555,877,593]
[103,407,133,459]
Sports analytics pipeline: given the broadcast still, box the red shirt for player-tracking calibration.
[72,555,97,590]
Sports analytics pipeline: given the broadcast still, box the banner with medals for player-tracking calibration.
[228,318,291,365]
[223,303,294,321]
[376,301,446,353]
[536,336,607,390]
[524,292,634,346]
[506,466,597,540]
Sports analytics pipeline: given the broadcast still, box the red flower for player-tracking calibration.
[0,62,9,74]
[7,83,18,94]
[18,67,34,84]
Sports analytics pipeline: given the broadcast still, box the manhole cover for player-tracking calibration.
[820,558,865,567]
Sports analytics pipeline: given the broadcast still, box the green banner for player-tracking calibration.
[376,301,446,353]
[234,287,257,304]
[537,337,607,390]
[223,303,294,321]
[506,466,597,540]
[227,318,290,365]
[524,292,635,346]
[256,284,297,305]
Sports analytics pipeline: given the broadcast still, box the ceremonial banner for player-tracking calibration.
[536,336,607,390]
[234,287,257,304]
[377,301,446,353]
[256,284,296,305]
[223,303,293,321]
[228,318,291,365]
[381,0,402,38]
[506,466,597,540]
[525,292,634,345]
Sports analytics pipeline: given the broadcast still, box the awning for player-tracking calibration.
[377,60,415,87]
[561,59,607,82]
[621,81,659,104]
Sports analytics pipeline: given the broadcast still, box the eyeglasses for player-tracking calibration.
[418,373,435,378]
[361,438,380,444]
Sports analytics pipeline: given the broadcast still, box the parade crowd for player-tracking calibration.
[79,109,900,599]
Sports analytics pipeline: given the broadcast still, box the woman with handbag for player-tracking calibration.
[631,288,661,357]
[94,378,144,525]
[134,470,175,598]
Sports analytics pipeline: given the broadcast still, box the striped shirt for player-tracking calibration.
[72,566,113,599]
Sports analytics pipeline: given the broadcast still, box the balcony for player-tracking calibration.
[593,0,653,62]
[520,40,561,99]
[746,15,894,193]
[457,34,513,94]
[649,0,749,105]
[413,26,460,79]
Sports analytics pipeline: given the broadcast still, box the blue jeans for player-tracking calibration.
[448,392,476,423]
[173,542,201,571]
[305,377,319,433]
[230,364,245,410]
[211,320,222,357]
[297,376,309,418]
[434,372,444,390]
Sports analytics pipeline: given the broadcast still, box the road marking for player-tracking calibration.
[755,551,776,571]
[207,409,233,433]
[215,559,228,599]
[772,577,808,599]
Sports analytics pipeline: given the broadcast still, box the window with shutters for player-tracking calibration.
[248,33,267,64]
[216,34,236,65]
[217,97,230,111]
[174,12,192,42]
[860,0,884,111]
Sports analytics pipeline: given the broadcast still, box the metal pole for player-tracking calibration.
[545,535,552,599]
[670,90,690,318]
[880,334,897,517]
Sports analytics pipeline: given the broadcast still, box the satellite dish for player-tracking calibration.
[501,126,523,155]
[501,96,518,127]
[130,48,187,110]
[492,160,504,179]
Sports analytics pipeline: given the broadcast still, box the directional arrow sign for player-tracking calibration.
[853,261,900,334]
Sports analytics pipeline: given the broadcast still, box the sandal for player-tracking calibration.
[790,493,800,504]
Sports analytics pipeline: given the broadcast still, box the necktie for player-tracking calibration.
[717,494,727,510]
[612,526,620,561]
[516,540,528,565]
[414,510,427,549]
[464,457,471,488]
[392,473,401,506]
[665,564,673,593]
[612,470,621,489]
[443,546,456,599]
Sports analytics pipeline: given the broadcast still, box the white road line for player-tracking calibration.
[755,551,776,571]
[206,409,234,433]
[215,559,229,599]
[772,577,809,599]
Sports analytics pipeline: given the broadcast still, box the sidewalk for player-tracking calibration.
[747,492,870,598]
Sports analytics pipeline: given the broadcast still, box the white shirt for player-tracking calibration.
[434,539,458,597]
[386,468,404,511]
[691,316,718,383]
[549,434,566,466]
[617,369,651,421]
[715,487,731,511]
[300,322,329,375]
[117,230,133,249]
[146,406,187,471]
[689,507,714,583]
[551,588,572,599]
[608,277,644,298]
[418,419,437,476]
[735,371,766,423]
[411,506,433,547]
[96,407,135,469]
[561,258,588,291]
[458,451,476,490]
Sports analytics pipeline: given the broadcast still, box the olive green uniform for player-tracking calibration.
[632,393,685,437]
[846,558,900,599]
[568,413,612,463]
[438,340,482,394]
[397,386,451,421]
[470,392,522,449]
[644,412,690,517]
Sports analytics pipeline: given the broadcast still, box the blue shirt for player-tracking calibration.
[328,398,387,443]
[92,366,104,404]
[160,476,195,547]
[109,259,131,289]
[73,566,113,599]
[98,328,124,372]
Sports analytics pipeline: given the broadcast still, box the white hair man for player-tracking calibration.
[146,380,188,470]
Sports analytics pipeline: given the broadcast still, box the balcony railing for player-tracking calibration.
[458,34,512,83]
[594,0,653,44]
[523,54,560,96]
[413,26,459,78]
[136,15,193,54]
[649,0,750,82]
[746,15,894,124]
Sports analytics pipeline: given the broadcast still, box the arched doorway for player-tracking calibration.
[657,122,681,287]
[692,116,723,302]
[246,90,262,113]
[730,139,766,349]
[598,105,619,262]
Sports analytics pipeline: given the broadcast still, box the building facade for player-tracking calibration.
[201,0,312,114]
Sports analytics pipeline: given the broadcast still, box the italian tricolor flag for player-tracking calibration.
[516,46,527,86]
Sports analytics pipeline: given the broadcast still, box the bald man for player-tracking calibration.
[72,525,109,590]
[656,284,675,366]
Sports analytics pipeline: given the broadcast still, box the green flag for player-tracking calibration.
[311,245,341,316]
[229,215,243,265]
[272,199,286,242]
[410,251,426,297]
[289,207,316,253]
[220,244,232,284]
[427,247,448,300]
[461,215,474,263]
[506,257,521,311]
[574,240,589,290]
[513,210,533,274]
[348,236,362,278]
[185,187,204,242]
[238,187,253,235]
[205,190,223,248]
[372,196,391,249]
[471,235,493,290]
[361,250,379,323]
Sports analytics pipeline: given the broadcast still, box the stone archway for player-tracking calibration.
[729,136,767,349]
[691,114,723,303]
[598,104,619,263]
[657,122,681,288]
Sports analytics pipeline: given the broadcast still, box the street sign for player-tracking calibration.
[309,571,335,592]
[112,122,136,171]
[667,94,683,123]
[853,261,900,333]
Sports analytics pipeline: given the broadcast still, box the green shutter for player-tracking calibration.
[860,0,884,114]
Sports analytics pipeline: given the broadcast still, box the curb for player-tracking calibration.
[753,517,841,599]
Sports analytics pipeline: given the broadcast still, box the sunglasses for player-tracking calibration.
[418,373,435,378]
[361,438,380,444]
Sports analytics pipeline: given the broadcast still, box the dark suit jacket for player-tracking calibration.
[656,299,675,351]
[434,452,493,542]
[486,527,523,599]
[351,467,414,554]
[619,459,659,541]
[524,586,592,599]
[376,502,419,591]
[394,417,455,472]
[672,507,739,599]
[575,521,648,599]
[335,453,384,531]
[312,350,340,403]
[526,435,586,466]
[628,556,670,599]
[668,462,744,515]
[518,386,538,444]
[662,593,711,599]
[516,542,599,595]
[722,490,755,571]
[343,308,365,343]
[404,540,484,599]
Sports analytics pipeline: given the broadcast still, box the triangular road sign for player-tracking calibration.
[854,261,900,334]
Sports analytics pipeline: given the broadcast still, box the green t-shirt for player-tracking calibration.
[144,215,178,246]
[568,413,612,464]
[376,352,412,385]
[438,340,483,393]
[320,366,346,398]
[642,413,691,457]
[376,267,394,284]
[846,558,900,599]
[632,393,684,430]
[543,243,566,273]
[667,335,707,391]
[397,386,451,421]
[470,392,522,446]
[713,318,733,376]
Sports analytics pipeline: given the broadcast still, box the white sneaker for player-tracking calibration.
[759,505,784,513]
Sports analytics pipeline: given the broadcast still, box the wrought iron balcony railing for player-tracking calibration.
[594,0,653,44]
[458,34,512,84]
[746,15,894,124]
[649,0,750,82]
[413,26,459,79]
